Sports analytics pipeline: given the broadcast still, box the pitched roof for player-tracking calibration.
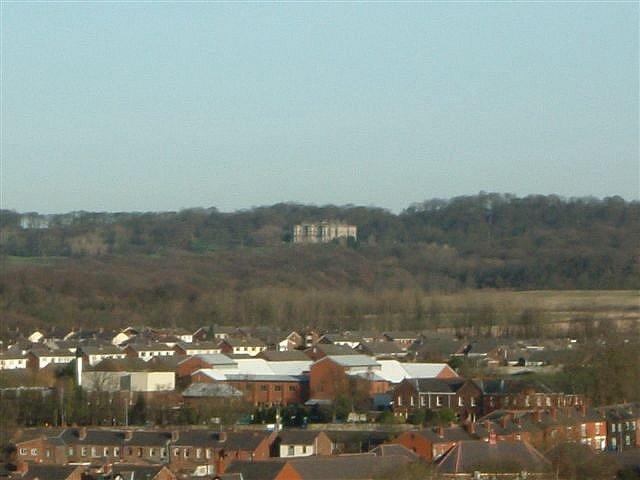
[376,361,455,383]
[182,382,243,398]
[477,378,554,395]
[369,443,420,460]
[124,431,172,446]
[277,430,326,445]
[173,431,271,450]
[436,440,551,473]
[324,355,379,368]
[307,344,357,356]
[59,428,125,446]
[406,426,475,444]
[179,353,236,366]
[259,350,310,361]
[20,464,81,480]
[225,460,292,480]
[407,377,467,393]
[288,454,412,479]
[223,337,267,347]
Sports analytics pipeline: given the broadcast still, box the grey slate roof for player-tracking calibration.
[437,440,551,473]
[182,382,243,398]
[324,355,379,368]
[173,431,270,451]
[288,454,412,479]
[369,443,420,460]
[277,430,325,445]
[259,350,310,361]
[20,464,80,480]
[124,431,172,446]
[225,460,290,480]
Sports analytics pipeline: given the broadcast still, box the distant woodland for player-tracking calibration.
[1,194,639,334]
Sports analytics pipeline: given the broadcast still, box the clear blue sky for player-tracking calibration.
[2,2,638,213]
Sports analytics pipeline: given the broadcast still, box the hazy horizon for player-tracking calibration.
[3,3,638,214]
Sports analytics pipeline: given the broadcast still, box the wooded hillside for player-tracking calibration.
[1,194,638,334]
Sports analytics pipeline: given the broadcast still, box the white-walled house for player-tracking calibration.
[276,431,332,458]
[81,346,127,366]
[0,352,28,370]
[26,349,75,370]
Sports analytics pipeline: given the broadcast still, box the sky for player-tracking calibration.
[1,2,638,214]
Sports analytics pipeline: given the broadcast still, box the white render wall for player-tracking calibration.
[279,444,314,457]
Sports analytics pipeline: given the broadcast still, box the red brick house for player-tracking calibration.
[308,355,387,402]
[393,426,475,462]
[176,354,237,378]
[392,378,482,421]
[479,379,584,415]
[169,430,275,475]
[191,370,308,407]
[224,459,303,480]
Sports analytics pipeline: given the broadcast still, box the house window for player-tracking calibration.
[420,396,426,407]
[30,448,38,456]
[458,397,464,407]
[184,448,190,458]
[149,448,156,457]
[581,424,586,437]
[91,447,98,457]
[436,396,442,407]
[19,448,27,456]
[81,447,88,457]
[103,447,109,456]
[68,448,74,456]
[612,424,617,433]
[161,448,167,458]
[470,397,476,407]
[261,385,268,391]
[397,396,402,407]
[288,446,295,456]
[173,448,180,457]
[114,447,120,456]
[196,448,202,459]
[206,449,212,459]
[410,396,414,407]
[274,385,282,392]
[127,448,133,456]
[595,423,601,435]
[302,445,308,454]
[45,449,51,458]
[288,386,296,392]
[137,448,143,457]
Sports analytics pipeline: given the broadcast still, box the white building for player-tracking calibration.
[0,352,28,370]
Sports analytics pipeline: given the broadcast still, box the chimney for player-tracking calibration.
[436,426,444,438]
[171,431,179,442]
[218,431,227,442]
[79,427,87,440]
